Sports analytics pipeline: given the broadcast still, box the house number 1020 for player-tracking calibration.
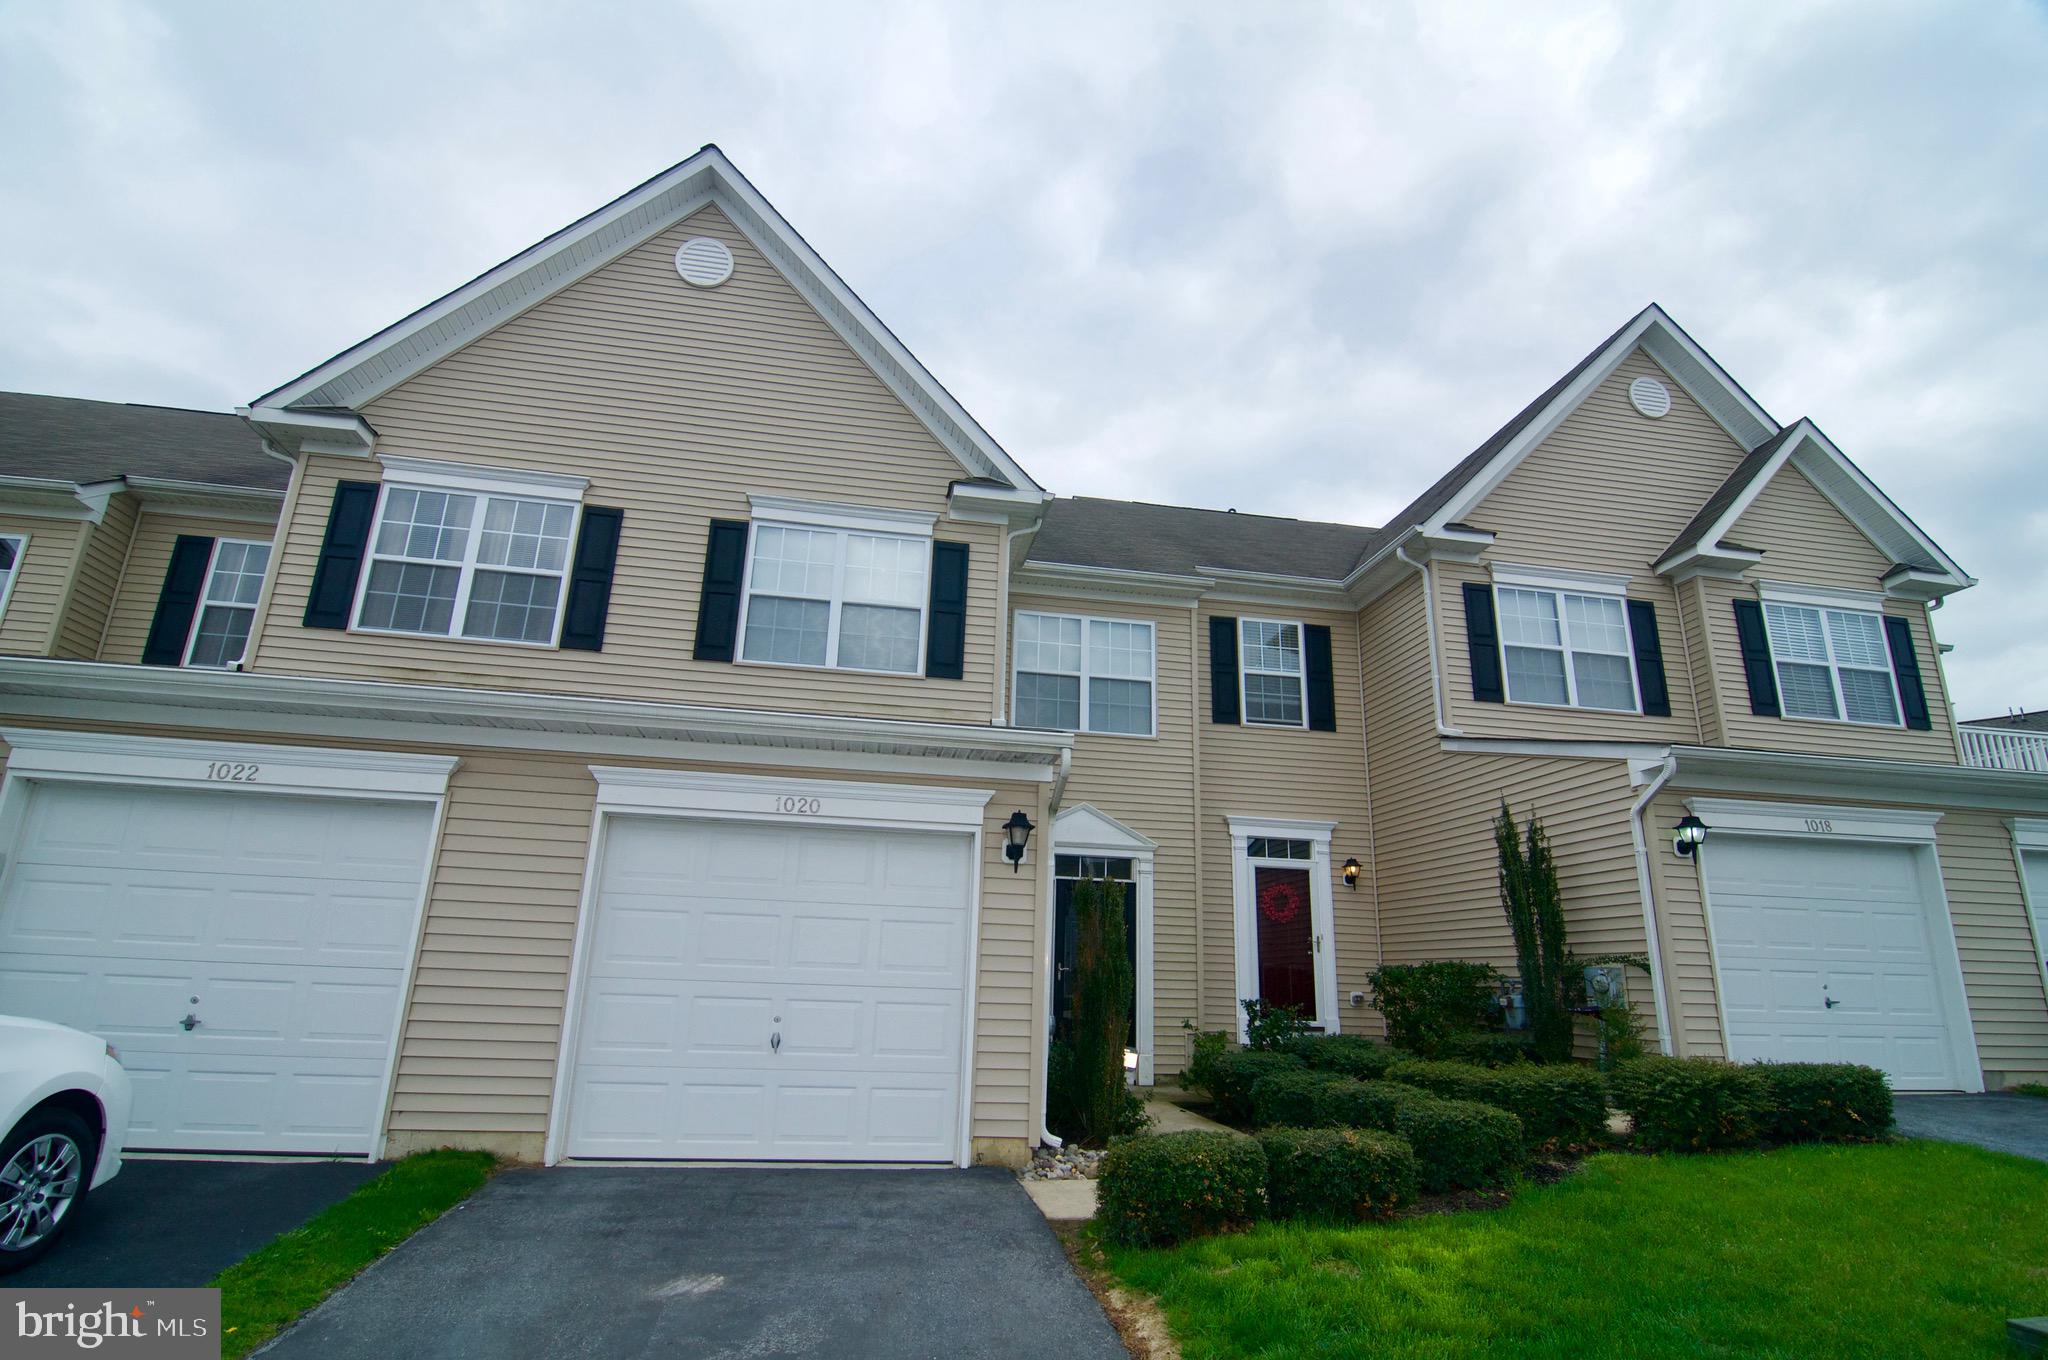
[776,796,822,815]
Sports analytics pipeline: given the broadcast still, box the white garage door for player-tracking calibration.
[0,780,435,1154]
[1705,835,1964,1089]
[564,817,972,1162]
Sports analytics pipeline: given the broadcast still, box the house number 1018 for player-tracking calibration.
[776,796,822,815]
[1803,818,1834,833]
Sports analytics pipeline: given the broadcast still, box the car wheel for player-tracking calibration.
[0,1108,97,1275]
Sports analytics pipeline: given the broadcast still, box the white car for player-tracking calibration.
[0,1015,131,1273]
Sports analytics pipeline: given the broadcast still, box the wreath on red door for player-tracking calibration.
[1258,877,1305,925]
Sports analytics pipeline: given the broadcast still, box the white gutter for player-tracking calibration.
[1395,544,1462,737]
[1626,753,1679,1054]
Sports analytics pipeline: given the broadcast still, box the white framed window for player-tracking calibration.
[353,482,580,646]
[1012,612,1156,736]
[0,534,26,623]
[737,506,931,675]
[1240,618,1307,727]
[182,538,272,668]
[1496,586,1639,712]
[1762,601,1900,726]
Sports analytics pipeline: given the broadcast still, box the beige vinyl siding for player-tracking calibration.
[1673,574,1724,746]
[51,492,139,660]
[0,516,85,655]
[1197,601,1379,1037]
[97,512,282,665]
[1010,594,1200,1075]
[250,202,1002,724]
[1732,465,1896,590]
[1362,574,1664,1042]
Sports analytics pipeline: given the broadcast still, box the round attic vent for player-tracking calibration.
[1628,375,1672,419]
[674,237,734,288]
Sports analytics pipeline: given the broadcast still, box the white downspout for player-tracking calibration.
[1627,754,1679,1054]
[993,522,1038,724]
[1395,544,1462,737]
[1037,745,1073,1151]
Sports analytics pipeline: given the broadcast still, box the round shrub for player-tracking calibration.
[1249,1068,1343,1128]
[1096,1131,1268,1247]
[1203,1050,1306,1125]
[1309,1077,1412,1131]
[1751,1061,1894,1143]
[1283,1033,1404,1082]
[1388,1059,1609,1148]
[1389,1094,1524,1193]
[1609,1056,1769,1152]
[1258,1127,1418,1222]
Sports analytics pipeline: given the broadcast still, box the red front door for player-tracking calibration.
[1254,865,1316,1016]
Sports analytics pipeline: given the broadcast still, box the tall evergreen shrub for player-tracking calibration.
[1496,801,1573,1063]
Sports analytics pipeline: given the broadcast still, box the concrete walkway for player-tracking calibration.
[1894,1093,2048,1162]
[1021,1086,1242,1225]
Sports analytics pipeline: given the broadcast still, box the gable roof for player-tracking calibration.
[245,146,1040,494]
[0,391,286,492]
[1027,496,1377,581]
[1657,423,1801,562]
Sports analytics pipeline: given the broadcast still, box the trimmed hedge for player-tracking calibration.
[1437,1031,1538,1068]
[1310,1078,1524,1192]
[1610,1056,1769,1152]
[1096,1131,1268,1247]
[1258,1127,1418,1222]
[1282,1033,1405,1082]
[1388,1059,1609,1148]
[1249,1068,1344,1129]
[1201,1050,1306,1125]
[1753,1062,1894,1143]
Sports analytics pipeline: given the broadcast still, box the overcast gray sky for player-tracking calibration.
[1,1,2041,718]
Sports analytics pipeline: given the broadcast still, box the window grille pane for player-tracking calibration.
[376,489,474,562]
[1825,609,1890,669]
[464,570,560,643]
[1563,593,1628,653]
[742,595,830,665]
[206,542,271,605]
[1571,651,1636,711]
[1776,660,1839,719]
[1764,603,1829,664]
[837,603,920,672]
[748,526,836,599]
[1241,620,1302,673]
[1087,619,1154,679]
[1244,671,1304,725]
[1839,667,1900,725]
[843,534,927,608]
[360,561,460,634]
[187,605,253,667]
[478,498,573,573]
[1504,644,1569,705]
[1497,588,1562,648]
[1016,614,1083,674]
[1015,672,1081,729]
[1088,678,1152,734]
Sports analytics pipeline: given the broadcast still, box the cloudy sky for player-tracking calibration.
[1,1,2041,717]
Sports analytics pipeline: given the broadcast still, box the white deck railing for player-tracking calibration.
[1959,725,2048,773]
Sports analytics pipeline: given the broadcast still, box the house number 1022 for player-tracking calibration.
[206,762,260,783]
[776,796,822,815]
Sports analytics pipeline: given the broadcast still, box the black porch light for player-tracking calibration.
[1674,814,1709,858]
[1002,810,1036,872]
[1342,857,1363,890]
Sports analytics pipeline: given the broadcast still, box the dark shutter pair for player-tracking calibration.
[141,536,217,666]
[1461,584,1672,717]
[1732,598,1931,729]
[300,480,624,650]
[691,520,972,679]
[1206,616,1338,730]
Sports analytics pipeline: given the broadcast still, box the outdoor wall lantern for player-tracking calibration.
[1342,857,1363,889]
[1674,814,1709,858]
[1002,810,1035,872]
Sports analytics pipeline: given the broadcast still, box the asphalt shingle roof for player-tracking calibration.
[1027,497,1378,581]
[1963,709,2048,732]
[0,391,286,492]
[1656,423,1801,565]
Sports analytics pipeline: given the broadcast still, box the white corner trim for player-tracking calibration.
[1489,563,1633,596]
[745,493,937,537]
[588,766,992,829]
[0,727,459,800]
[378,454,589,503]
[2010,818,2048,853]
[1754,580,1886,613]
[1225,815,1338,842]
[1685,795,1941,845]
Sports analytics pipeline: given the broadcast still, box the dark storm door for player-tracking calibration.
[1253,864,1317,1015]
[1052,855,1137,1046]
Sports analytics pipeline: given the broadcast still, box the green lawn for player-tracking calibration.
[1102,1141,2047,1360]
[211,1149,496,1359]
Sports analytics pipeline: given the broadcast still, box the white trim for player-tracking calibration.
[1442,735,1667,760]
[1755,580,1887,612]
[0,477,121,524]
[1493,582,1642,715]
[0,533,26,624]
[1011,561,1215,608]
[238,406,377,459]
[1225,815,1339,1040]
[2008,821,2048,1008]
[371,785,452,1163]
[1050,803,1157,1084]
[179,537,274,669]
[544,767,992,1167]
[1488,563,1632,596]
[1011,609,1158,738]
[1658,743,2048,814]
[735,516,931,677]
[0,727,459,801]
[1626,757,1679,1054]
[744,494,937,537]
[1237,617,1309,729]
[376,454,588,503]
[125,478,285,526]
[2012,818,2048,854]
[1689,797,1983,1092]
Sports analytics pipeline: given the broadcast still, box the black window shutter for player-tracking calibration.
[1625,599,1672,717]
[692,519,750,662]
[1462,583,1505,703]
[1883,615,1933,730]
[1208,616,1240,724]
[1731,598,1781,717]
[1304,624,1337,731]
[142,535,215,666]
[926,540,969,680]
[302,480,381,630]
[558,508,624,652]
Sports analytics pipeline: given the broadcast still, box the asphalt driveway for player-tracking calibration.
[10,1156,383,1288]
[1894,1092,2048,1162]
[265,1166,1126,1360]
